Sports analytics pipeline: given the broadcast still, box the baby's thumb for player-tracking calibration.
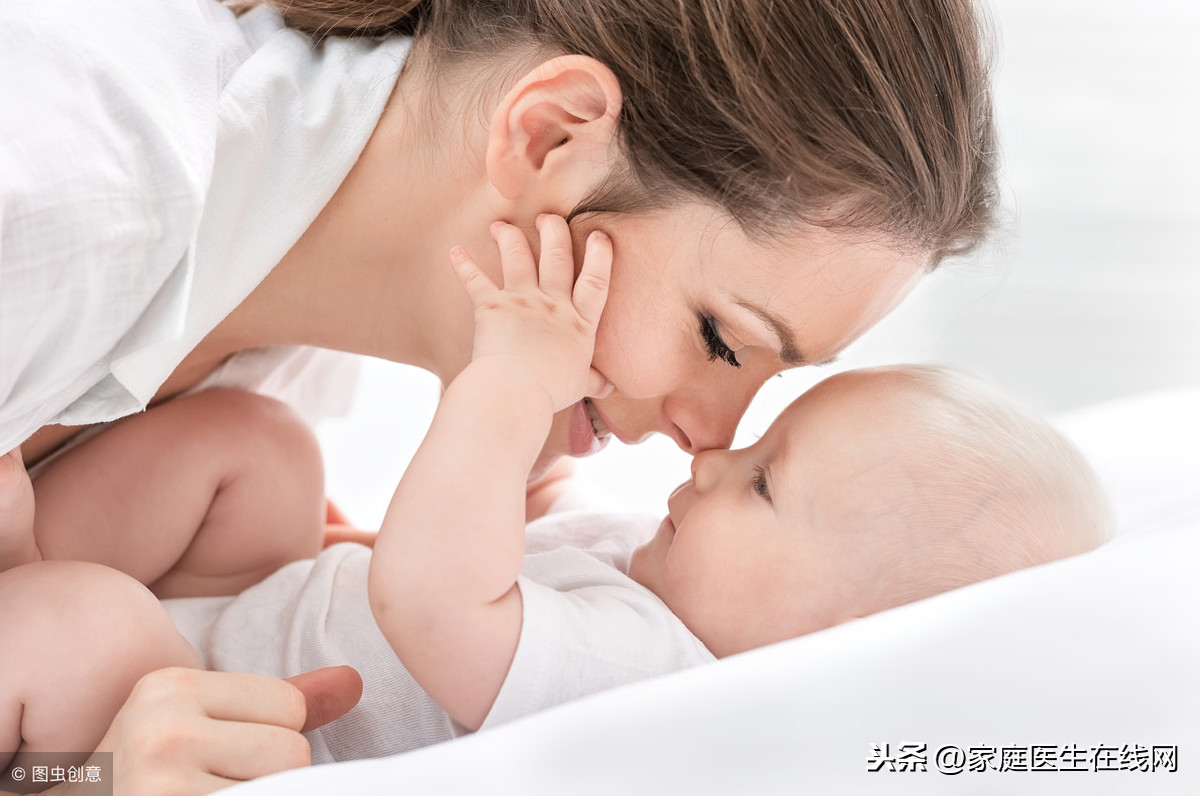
[587,369,614,400]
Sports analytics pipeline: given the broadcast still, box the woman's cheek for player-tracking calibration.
[592,317,687,399]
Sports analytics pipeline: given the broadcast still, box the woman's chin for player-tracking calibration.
[526,452,557,485]
[529,419,570,484]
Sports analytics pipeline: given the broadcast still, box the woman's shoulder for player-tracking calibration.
[1,0,226,100]
[0,0,229,243]
[0,0,234,452]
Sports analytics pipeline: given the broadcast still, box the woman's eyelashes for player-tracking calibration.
[751,465,772,504]
[698,314,741,368]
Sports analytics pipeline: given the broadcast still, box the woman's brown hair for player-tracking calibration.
[257,0,998,263]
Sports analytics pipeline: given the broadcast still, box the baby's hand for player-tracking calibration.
[450,215,612,411]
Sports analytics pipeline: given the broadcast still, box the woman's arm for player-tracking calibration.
[368,217,611,731]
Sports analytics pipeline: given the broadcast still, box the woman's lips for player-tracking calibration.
[586,398,611,439]
[568,398,612,457]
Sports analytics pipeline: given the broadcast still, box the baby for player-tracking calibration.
[0,224,1113,783]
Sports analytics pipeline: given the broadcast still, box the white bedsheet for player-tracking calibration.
[225,388,1200,795]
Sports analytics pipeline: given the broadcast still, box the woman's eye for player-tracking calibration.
[699,314,741,368]
[752,466,772,504]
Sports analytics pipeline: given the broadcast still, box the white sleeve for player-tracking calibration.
[0,0,223,451]
[480,551,714,731]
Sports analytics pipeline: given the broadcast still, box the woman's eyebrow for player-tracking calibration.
[735,300,806,365]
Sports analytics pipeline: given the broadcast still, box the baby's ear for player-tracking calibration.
[484,55,622,211]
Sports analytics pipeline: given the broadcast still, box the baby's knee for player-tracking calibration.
[172,390,325,578]
[197,389,324,492]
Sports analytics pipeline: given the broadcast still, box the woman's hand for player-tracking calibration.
[79,666,361,796]
[449,215,612,412]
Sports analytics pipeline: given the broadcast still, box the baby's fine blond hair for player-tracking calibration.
[830,365,1114,613]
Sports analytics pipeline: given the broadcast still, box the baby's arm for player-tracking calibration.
[369,216,611,731]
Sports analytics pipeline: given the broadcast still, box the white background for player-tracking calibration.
[318,0,1200,528]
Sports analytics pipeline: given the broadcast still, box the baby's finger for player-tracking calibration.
[535,214,575,296]
[491,221,538,288]
[587,369,614,400]
[572,231,612,326]
[449,246,499,306]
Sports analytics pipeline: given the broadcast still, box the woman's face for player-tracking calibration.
[530,201,927,481]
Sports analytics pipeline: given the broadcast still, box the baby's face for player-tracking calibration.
[629,371,925,657]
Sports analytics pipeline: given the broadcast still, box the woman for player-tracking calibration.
[0,0,997,791]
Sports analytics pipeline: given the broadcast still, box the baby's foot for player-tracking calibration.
[0,448,37,571]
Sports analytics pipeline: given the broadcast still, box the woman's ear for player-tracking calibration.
[485,55,622,211]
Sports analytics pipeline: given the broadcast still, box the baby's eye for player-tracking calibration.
[698,314,741,368]
[752,465,772,504]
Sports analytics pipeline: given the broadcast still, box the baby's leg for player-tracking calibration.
[31,389,325,598]
[0,561,201,782]
[0,448,36,573]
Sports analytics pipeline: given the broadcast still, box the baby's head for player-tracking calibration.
[629,365,1114,657]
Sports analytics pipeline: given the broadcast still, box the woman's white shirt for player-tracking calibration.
[0,0,410,452]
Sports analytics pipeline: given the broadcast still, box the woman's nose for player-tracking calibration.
[663,378,758,455]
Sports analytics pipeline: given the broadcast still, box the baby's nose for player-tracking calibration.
[689,448,726,490]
